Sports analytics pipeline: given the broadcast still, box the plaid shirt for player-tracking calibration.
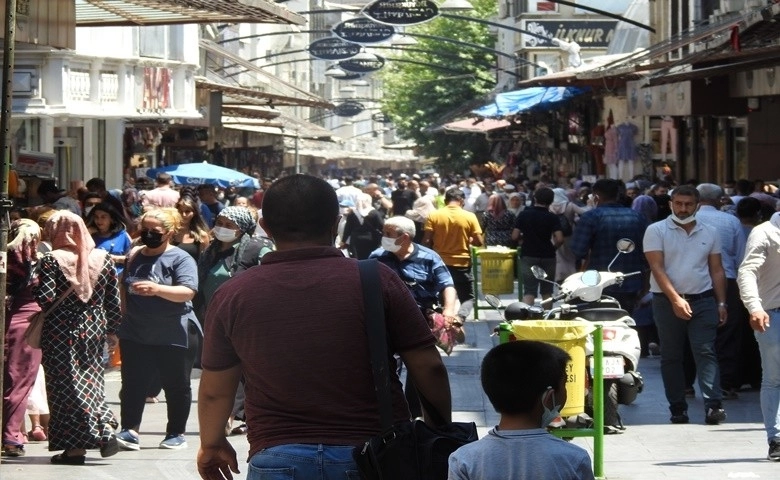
[570,203,648,293]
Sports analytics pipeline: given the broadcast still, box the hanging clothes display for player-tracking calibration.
[604,126,619,179]
[616,121,638,180]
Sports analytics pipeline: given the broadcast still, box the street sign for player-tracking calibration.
[333,17,396,44]
[362,0,440,27]
[339,54,386,73]
[333,101,365,117]
[307,37,362,60]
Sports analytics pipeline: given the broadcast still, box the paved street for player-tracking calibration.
[1,298,778,479]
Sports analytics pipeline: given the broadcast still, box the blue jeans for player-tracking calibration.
[755,309,780,443]
[248,444,361,480]
[653,294,722,413]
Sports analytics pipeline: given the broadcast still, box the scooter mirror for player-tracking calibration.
[484,294,502,309]
[581,270,601,286]
[616,238,635,253]
[531,265,547,280]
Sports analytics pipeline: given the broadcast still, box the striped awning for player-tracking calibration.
[76,0,304,27]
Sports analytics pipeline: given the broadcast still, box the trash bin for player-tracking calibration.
[508,320,595,416]
[479,248,516,295]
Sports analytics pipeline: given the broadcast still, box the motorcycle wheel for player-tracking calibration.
[586,379,622,430]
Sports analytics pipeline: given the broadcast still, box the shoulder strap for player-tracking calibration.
[357,259,394,431]
[43,285,76,316]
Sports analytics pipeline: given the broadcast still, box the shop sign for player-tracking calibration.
[521,20,618,48]
[340,55,386,73]
[363,0,439,27]
[15,150,55,177]
[333,18,395,44]
[334,72,366,81]
[334,101,365,117]
[308,37,362,60]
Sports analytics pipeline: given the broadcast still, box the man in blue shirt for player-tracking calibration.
[570,179,648,314]
[370,215,460,417]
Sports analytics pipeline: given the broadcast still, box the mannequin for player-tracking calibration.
[616,119,638,181]
[603,124,619,179]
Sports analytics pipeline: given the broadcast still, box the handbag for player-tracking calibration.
[24,286,76,349]
[353,260,478,480]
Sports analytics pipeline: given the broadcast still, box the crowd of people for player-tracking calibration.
[3,168,780,477]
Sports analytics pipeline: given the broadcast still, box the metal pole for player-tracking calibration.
[294,130,300,174]
[0,0,19,464]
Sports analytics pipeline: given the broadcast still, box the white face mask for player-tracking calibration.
[540,388,562,428]
[213,226,239,242]
[669,208,697,225]
[724,188,735,196]
[381,236,402,253]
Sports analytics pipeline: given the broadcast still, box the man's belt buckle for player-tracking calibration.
[679,290,713,301]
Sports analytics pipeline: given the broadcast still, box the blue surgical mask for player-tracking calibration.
[540,387,562,428]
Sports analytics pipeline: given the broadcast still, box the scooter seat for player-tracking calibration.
[573,308,630,322]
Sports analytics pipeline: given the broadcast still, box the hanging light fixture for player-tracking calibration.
[351,50,379,62]
[325,65,348,77]
[439,0,474,11]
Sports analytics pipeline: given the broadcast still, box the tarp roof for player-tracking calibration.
[442,118,511,134]
[76,0,304,27]
[472,87,588,118]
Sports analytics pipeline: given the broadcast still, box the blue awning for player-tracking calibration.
[472,87,588,118]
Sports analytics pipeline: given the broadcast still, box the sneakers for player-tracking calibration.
[159,434,187,450]
[705,407,727,425]
[768,440,780,461]
[670,411,689,424]
[115,429,140,451]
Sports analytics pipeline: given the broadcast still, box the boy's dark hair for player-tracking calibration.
[262,174,338,242]
[735,178,753,196]
[444,188,465,204]
[736,196,761,220]
[533,187,554,206]
[86,177,106,192]
[481,340,570,415]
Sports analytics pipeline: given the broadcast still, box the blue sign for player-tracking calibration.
[339,54,386,73]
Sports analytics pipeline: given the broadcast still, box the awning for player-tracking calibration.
[224,123,284,136]
[76,0,304,26]
[516,53,637,88]
[199,40,334,110]
[472,87,588,118]
[442,118,511,134]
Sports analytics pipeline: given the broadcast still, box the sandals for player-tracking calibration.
[51,452,86,465]
[1,445,25,457]
[29,425,47,442]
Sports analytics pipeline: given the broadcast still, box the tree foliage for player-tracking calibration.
[378,0,498,172]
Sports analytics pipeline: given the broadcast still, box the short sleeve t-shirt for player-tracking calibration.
[514,206,561,258]
[93,230,133,274]
[121,246,199,346]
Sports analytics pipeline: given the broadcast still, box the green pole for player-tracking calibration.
[593,325,604,478]
[0,0,19,465]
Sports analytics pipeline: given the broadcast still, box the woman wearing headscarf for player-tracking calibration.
[482,193,516,247]
[505,192,524,216]
[116,208,199,452]
[197,206,273,436]
[631,194,658,224]
[33,211,122,464]
[2,220,43,457]
[341,192,384,259]
[550,188,589,281]
[405,195,436,243]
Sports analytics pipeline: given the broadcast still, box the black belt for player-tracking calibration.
[678,289,714,301]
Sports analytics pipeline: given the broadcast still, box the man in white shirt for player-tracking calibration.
[738,212,780,461]
[141,173,180,211]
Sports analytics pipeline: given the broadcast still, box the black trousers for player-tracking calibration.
[715,279,747,390]
[446,265,474,304]
[119,326,197,434]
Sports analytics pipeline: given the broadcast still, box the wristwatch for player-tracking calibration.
[718,302,727,308]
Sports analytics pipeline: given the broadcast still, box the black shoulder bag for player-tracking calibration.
[353,259,478,480]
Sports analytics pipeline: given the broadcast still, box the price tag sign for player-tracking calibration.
[589,356,624,379]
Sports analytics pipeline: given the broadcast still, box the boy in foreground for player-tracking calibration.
[448,341,594,480]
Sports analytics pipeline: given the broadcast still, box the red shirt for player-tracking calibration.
[202,246,435,458]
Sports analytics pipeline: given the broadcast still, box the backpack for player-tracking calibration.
[557,213,573,237]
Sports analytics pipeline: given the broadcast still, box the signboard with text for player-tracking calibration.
[339,55,386,73]
[363,0,439,26]
[522,20,618,49]
[308,37,361,60]
[333,18,396,44]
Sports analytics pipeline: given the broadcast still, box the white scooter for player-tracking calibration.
[487,239,644,432]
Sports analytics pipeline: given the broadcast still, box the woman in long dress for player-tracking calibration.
[34,211,122,464]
